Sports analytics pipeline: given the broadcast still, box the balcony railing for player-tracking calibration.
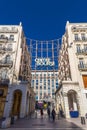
[0,78,9,84]
[74,38,87,42]
[0,60,13,67]
[76,49,87,55]
[0,37,8,42]
[0,47,12,52]
[78,64,87,71]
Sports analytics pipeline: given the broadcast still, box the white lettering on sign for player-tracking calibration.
[35,58,55,66]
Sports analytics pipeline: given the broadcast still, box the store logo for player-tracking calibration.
[35,58,55,66]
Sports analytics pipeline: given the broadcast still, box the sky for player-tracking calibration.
[0,0,87,41]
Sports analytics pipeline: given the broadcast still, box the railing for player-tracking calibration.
[74,38,81,42]
[0,60,13,67]
[74,38,87,42]
[76,49,87,55]
[0,37,8,42]
[0,47,12,52]
[0,37,14,43]
[78,64,87,71]
[0,78,9,84]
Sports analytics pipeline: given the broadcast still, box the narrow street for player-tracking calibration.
[6,110,87,130]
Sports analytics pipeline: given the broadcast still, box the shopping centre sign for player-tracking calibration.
[35,58,55,66]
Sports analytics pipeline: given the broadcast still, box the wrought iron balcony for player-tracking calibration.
[0,37,8,42]
[78,64,87,71]
[74,38,81,42]
[74,38,87,42]
[0,47,12,52]
[76,49,87,55]
[0,60,13,67]
[81,38,87,41]
[0,78,9,84]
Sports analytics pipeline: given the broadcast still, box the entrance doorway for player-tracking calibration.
[11,90,22,117]
[68,90,79,111]
[0,86,8,118]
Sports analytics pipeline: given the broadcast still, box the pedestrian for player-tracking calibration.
[60,109,63,117]
[40,108,43,118]
[47,107,50,119]
[51,108,56,122]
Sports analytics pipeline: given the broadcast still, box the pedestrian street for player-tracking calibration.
[7,110,87,130]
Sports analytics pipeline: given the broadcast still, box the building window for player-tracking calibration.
[52,93,54,95]
[44,86,46,89]
[79,59,84,68]
[52,85,54,88]
[56,85,58,89]
[48,74,50,77]
[31,80,34,86]
[81,33,86,41]
[40,79,42,83]
[1,71,7,79]
[36,80,38,83]
[56,83,58,85]
[5,55,11,63]
[0,44,2,50]
[36,82,38,85]
[74,34,80,41]
[52,80,54,85]
[9,35,14,41]
[36,86,38,89]
[48,85,50,89]
[44,74,46,77]
[7,44,12,51]
[40,74,42,77]
[84,44,87,52]
[76,45,81,53]
[40,86,42,89]
[0,35,5,39]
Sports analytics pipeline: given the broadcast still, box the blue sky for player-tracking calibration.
[0,0,87,40]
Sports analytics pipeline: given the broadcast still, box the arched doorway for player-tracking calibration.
[67,90,79,111]
[11,90,22,117]
[0,85,8,119]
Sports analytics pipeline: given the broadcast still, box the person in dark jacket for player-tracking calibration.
[51,108,56,122]
[40,108,44,118]
[47,107,50,119]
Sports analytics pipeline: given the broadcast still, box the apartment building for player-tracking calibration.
[0,23,35,119]
[32,70,58,103]
[55,21,87,118]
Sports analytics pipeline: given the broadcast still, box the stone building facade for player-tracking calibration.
[32,70,58,102]
[0,23,35,119]
[55,21,87,118]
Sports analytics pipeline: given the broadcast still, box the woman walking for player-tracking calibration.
[51,108,56,122]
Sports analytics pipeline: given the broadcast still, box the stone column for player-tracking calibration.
[63,94,70,118]
[20,93,27,118]
[26,93,29,116]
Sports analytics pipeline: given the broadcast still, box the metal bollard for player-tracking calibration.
[81,117,86,125]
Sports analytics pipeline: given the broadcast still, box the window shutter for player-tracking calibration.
[82,75,87,88]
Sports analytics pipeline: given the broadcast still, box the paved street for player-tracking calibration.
[2,110,87,130]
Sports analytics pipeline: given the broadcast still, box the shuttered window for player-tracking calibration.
[82,75,87,88]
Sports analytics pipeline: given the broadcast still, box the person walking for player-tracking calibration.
[40,108,44,118]
[47,107,50,119]
[51,108,56,122]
